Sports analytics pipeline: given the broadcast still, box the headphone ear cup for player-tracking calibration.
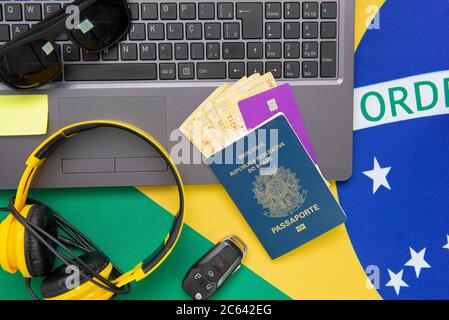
[40,252,113,300]
[24,204,57,277]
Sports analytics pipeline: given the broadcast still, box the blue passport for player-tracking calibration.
[209,114,346,259]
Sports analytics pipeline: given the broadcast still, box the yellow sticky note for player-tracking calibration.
[0,95,48,136]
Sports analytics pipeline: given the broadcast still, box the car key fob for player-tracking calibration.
[182,236,247,300]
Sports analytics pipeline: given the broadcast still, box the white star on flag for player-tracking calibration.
[404,247,431,278]
[443,235,449,250]
[363,157,391,194]
[386,269,408,295]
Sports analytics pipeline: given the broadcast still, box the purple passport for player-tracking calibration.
[238,84,318,163]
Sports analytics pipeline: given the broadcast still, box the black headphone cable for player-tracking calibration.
[8,197,131,300]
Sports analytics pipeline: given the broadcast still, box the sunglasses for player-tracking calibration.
[0,0,131,91]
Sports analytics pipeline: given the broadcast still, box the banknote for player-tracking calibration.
[180,73,277,157]
[217,72,277,145]
[204,75,259,141]
[180,84,230,156]
[180,83,230,137]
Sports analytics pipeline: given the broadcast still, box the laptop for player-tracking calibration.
[0,0,354,189]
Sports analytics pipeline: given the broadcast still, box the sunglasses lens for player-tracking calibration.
[71,0,130,51]
[0,40,60,89]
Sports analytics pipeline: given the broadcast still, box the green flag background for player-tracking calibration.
[0,187,289,300]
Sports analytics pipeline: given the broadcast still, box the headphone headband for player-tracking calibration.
[13,120,185,286]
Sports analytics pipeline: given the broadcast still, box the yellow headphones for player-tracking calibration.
[0,120,185,300]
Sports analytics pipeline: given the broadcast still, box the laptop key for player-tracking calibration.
[159,43,173,60]
[160,3,177,20]
[198,3,215,20]
[284,22,300,39]
[321,22,337,39]
[175,43,189,60]
[66,64,158,81]
[24,4,42,21]
[266,3,282,19]
[321,2,338,19]
[205,23,221,40]
[303,22,318,39]
[206,43,220,60]
[303,61,318,78]
[236,3,263,39]
[179,3,196,20]
[129,23,146,40]
[139,43,156,60]
[160,63,176,80]
[0,25,10,42]
[190,43,204,60]
[223,43,244,59]
[83,50,101,62]
[141,3,158,20]
[217,3,234,19]
[102,45,119,61]
[197,62,226,79]
[167,23,183,40]
[284,61,300,78]
[223,23,240,39]
[265,42,282,59]
[178,63,195,79]
[303,42,318,58]
[320,41,337,78]
[247,42,263,59]
[43,3,61,19]
[63,44,80,61]
[82,50,100,61]
[284,42,300,59]
[303,2,319,19]
[4,4,22,21]
[121,43,138,60]
[128,3,139,20]
[284,2,300,19]
[148,23,164,40]
[12,24,29,39]
[247,62,264,75]
[229,62,245,79]
[265,62,282,78]
[186,23,202,40]
[266,22,281,39]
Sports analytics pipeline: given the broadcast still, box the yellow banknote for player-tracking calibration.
[180,83,230,139]
[190,110,222,157]
[180,84,230,156]
[180,73,277,157]
[204,75,259,143]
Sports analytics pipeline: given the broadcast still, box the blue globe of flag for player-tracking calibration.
[338,0,449,299]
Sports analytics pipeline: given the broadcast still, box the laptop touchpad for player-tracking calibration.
[58,96,167,174]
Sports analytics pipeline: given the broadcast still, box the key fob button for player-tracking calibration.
[211,255,229,273]
[203,267,220,282]
[194,272,202,280]
[203,280,216,292]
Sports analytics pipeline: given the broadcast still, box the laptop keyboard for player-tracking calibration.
[0,1,339,82]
